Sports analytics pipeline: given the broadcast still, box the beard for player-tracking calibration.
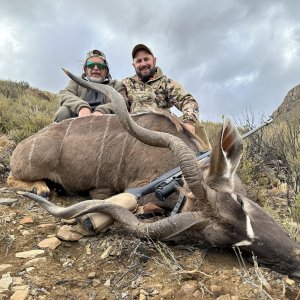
[87,76,105,83]
[136,66,156,82]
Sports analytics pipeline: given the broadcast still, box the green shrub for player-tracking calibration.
[0,79,58,143]
[292,193,300,222]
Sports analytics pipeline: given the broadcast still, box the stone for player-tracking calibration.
[10,285,29,300]
[216,295,232,300]
[37,223,55,229]
[12,277,24,286]
[92,279,100,287]
[104,279,110,287]
[211,284,223,297]
[139,294,146,300]
[26,267,35,273]
[56,225,84,241]
[87,272,96,279]
[38,237,61,249]
[15,250,45,259]
[0,273,13,291]
[180,281,198,295]
[23,257,47,268]
[100,246,112,259]
[19,216,33,224]
[0,265,12,274]
[285,277,296,287]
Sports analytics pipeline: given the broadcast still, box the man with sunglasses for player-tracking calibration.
[122,44,211,151]
[54,49,127,122]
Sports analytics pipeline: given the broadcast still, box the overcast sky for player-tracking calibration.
[1,0,300,122]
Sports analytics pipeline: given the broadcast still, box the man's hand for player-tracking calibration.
[78,107,92,117]
[92,111,104,116]
[184,123,196,135]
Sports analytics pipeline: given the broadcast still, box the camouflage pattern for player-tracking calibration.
[122,67,199,125]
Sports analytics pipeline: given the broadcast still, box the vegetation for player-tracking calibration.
[0,79,58,143]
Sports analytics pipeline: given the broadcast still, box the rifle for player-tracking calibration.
[126,118,273,201]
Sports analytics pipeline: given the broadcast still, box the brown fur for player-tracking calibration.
[8,112,200,205]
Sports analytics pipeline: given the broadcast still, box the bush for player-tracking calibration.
[0,79,58,143]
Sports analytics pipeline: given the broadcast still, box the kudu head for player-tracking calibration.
[23,70,300,278]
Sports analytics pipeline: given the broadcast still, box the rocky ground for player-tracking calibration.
[0,183,299,300]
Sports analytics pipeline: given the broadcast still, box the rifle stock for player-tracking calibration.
[126,118,273,200]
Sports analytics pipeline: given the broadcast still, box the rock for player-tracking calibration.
[20,230,31,236]
[25,267,35,273]
[78,237,98,245]
[12,277,24,286]
[15,250,45,259]
[37,223,55,229]
[193,290,201,298]
[104,279,110,287]
[139,294,146,300]
[10,285,29,300]
[85,244,91,255]
[100,246,112,259]
[0,264,12,274]
[285,277,296,287]
[23,257,47,268]
[92,279,100,287]
[0,273,13,291]
[159,287,174,298]
[139,289,149,296]
[180,281,198,295]
[19,216,33,224]
[38,237,61,249]
[0,198,18,206]
[56,225,84,241]
[211,284,223,297]
[216,295,232,300]
[87,272,96,279]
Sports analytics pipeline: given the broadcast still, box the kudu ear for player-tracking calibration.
[205,118,243,193]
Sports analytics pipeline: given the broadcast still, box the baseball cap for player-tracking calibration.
[84,49,111,79]
[132,44,154,59]
[86,49,107,61]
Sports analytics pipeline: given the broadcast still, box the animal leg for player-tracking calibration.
[7,174,50,198]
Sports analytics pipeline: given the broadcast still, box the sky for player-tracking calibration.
[1,0,300,122]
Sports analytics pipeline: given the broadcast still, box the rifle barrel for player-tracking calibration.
[126,117,273,199]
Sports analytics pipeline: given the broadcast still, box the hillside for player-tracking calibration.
[0,79,58,143]
[272,83,300,121]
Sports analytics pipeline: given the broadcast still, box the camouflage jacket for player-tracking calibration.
[59,77,129,115]
[122,67,199,125]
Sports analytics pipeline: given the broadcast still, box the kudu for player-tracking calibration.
[10,70,300,279]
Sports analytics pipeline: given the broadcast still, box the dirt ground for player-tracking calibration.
[0,181,299,300]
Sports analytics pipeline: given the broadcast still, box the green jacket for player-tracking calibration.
[59,77,128,114]
[122,67,199,125]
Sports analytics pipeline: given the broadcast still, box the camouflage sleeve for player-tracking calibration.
[59,80,91,114]
[167,80,199,125]
[95,80,130,114]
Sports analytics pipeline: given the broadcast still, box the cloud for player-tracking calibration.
[1,0,300,122]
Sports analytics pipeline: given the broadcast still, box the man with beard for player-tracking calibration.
[54,49,128,122]
[122,44,211,150]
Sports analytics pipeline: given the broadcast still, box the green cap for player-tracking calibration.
[132,44,154,59]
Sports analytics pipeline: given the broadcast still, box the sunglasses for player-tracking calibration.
[86,61,107,70]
